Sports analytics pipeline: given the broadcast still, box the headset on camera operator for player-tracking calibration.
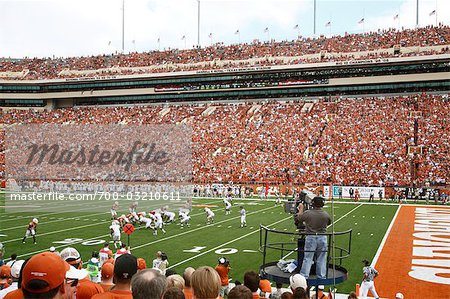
[295,196,331,279]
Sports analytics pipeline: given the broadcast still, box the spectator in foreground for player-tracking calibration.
[289,274,307,292]
[163,287,185,299]
[0,260,24,297]
[243,271,260,299]
[281,292,294,299]
[271,282,283,299]
[191,266,221,299]
[20,252,85,299]
[348,292,358,299]
[395,293,404,299]
[166,274,185,290]
[99,262,114,291]
[215,257,231,297]
[60,247,104,299]
[93,254,138,299]
[131,268,167,299]
[182,267,195,299]
[137,258,147,271]
[5,254,17,267]
[0,265,11,290]
[259,279,272,298]
[292,287,309,299]
[228,285,253,299]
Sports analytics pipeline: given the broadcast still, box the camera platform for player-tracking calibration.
[258,225,352,287]
[260,261,348,285]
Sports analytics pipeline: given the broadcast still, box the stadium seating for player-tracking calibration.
[0,94,448,186]
[0,25,449,80]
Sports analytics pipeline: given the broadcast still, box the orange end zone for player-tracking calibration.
[374,205,450,299]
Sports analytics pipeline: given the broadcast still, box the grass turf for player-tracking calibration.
[0,194,398,294]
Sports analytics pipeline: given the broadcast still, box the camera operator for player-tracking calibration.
[295,196,331,279]
[215,257,231,297]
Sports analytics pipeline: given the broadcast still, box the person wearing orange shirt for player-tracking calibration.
[182,267,195,299]
[92,254,137,299]
[214,258,230,297]
[100,263,114,292]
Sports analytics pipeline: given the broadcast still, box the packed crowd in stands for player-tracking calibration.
[0,94,448,186]
[0,25,449,80]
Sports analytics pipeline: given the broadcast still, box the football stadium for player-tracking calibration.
[0,1,449,299]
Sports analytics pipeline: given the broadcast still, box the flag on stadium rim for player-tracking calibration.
[264,27,269,33]
[181,35,186,40]
[208,33,212,38]
[325,21,331,27]
[293,24,299,30]
[234,29,240,35]
[429,10,436,16]
[358,18,364,24]
[157,37,160,43]
[393,14,399,20]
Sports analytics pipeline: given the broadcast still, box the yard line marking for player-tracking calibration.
[2,220,110,244]
[243,250,258,253]
[169,215,291,269]
[0,212,110,231]
[371,204,401,267]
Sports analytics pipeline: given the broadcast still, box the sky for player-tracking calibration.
[0,0,448,59]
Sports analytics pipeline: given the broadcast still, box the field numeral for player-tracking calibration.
[184,246,207,253]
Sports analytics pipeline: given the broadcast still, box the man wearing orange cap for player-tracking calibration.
[100,263,114,292]
[137,258,146,271]
[0,265,11,290]
[19,251,85,299]
[258,279,272,298]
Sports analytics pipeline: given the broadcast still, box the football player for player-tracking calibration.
[152,211,166,236]
[22,218,38,244]
[240,206,247,228]
[162,208,176,223]
[109,220,122,249]
[110,201,119,219]
[224,198,232,215]
[179,211,191,229]
[205,207,215,224]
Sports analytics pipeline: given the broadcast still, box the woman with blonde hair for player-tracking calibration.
[191,266,221,299]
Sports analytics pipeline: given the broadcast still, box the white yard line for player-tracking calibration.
[0,211,110,231]
[371,205,402,267]
[169,215,292,269]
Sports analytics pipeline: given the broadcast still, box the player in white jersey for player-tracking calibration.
[205,207,215,224]
[163,210,176,223]
[179,211,191,229]
[140,215,154,229]
[275,190,282,205]
[109,220,122,249]
[240,206,247,228]
[224,198,232,215]
[151,211,166,236]
[110,201,119,219]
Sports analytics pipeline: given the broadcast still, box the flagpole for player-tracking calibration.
[122,0,125,53]
[197,0,200,47]
[313,0,316,36]
[416,0,419,28]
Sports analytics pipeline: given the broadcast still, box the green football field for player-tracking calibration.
[0,194,398,294]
